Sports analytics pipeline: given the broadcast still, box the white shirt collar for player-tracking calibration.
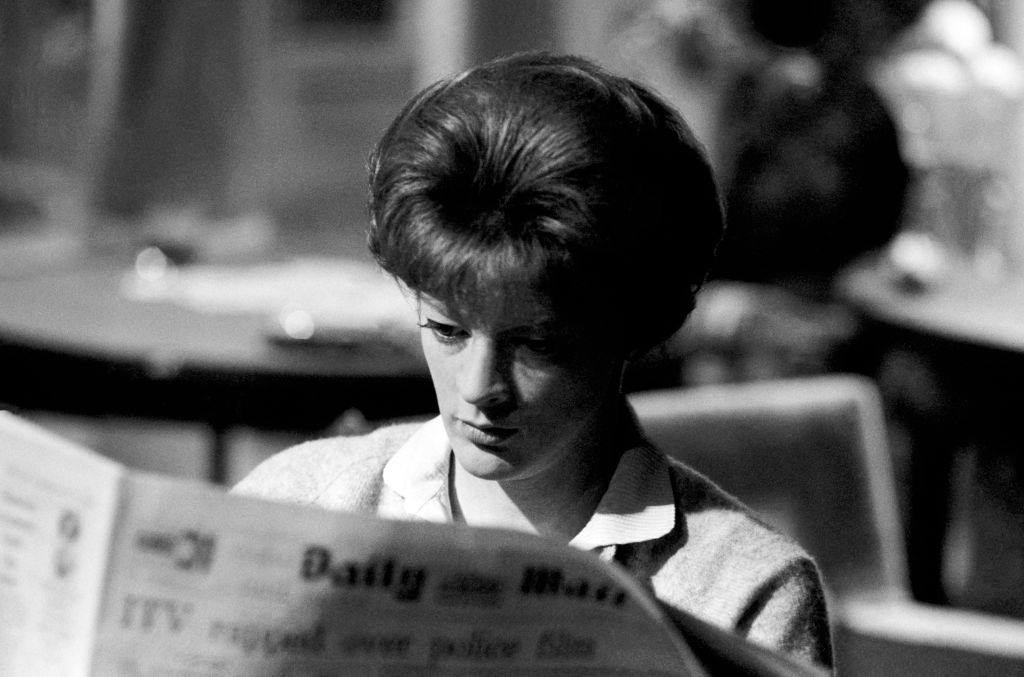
[568,443,676,549]
[381,415,676,548]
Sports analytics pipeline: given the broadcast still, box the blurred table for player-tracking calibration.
[837,257,1024,354]
[0,256,435,483]
[837,256,1024,616]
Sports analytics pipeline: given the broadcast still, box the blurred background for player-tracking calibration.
[4,0,1024,646]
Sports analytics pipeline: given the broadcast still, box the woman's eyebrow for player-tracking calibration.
[502,319,567,336]
[416,300,457,321]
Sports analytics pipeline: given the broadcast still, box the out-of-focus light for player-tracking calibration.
[891,48,970,95]
[971,44,1024,97]
[279,307,316,341]
[135,246,170,283]
[919,0,992,58]
[887,231,949,290]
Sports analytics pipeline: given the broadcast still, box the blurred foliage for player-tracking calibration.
[712,56,910,283]
[638,0,928,284]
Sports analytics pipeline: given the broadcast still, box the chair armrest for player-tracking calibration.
[835,598,1024,676]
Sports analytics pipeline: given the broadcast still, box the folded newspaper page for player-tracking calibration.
[0,412,708,676]
[0,412,123,676]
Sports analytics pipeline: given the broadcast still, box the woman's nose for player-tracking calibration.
[457,337,512,407]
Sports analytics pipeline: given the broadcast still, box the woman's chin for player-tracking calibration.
[451,441,520,480]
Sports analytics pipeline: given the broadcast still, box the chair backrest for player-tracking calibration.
[628,374,909,603]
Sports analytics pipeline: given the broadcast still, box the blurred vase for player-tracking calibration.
[873,0,1024,278]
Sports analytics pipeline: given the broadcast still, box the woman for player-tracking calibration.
[234,52,832,668]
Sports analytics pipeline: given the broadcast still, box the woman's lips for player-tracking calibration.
[457,420,518,447]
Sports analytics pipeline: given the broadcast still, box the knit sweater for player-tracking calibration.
[233,421,833,669]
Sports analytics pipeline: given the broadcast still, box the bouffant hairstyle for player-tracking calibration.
[368,52,723,356]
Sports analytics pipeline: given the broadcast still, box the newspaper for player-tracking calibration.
[0,411,711,676]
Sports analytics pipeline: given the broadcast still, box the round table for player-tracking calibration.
[837,257,1024,355]
[0,257,436,482]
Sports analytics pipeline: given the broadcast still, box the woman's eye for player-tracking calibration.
[519,336,569,358]
[418,320,466,344]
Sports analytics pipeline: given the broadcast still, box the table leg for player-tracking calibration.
[904,420,955,605]
[209,424,230,485]
[875,338,1024,614]
[875,345,956,604]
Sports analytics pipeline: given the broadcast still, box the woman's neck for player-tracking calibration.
[449,399,626,541]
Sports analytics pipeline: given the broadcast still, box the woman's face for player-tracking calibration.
[417,291,625,484]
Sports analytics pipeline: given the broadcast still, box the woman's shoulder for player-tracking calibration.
[651,456,831,665]
[231,422,422,507]
[661,454,811,565]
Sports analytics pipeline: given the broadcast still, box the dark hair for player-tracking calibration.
[368,51,723,355]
